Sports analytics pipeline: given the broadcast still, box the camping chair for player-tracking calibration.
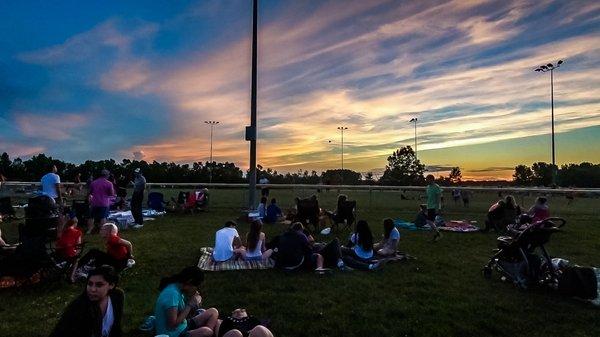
[147,192,166,212]
[171,191,189,212]
[295,197,320,233]
[332,200,356,232]
[72,200,90,221]
[0,197,16,218]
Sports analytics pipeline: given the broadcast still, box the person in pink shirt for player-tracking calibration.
[86,169,116,234]
[528,196,550,223]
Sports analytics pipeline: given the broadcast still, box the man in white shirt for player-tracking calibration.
[259,176,270,197]
[212,220,245,262]
[41,165,62,202]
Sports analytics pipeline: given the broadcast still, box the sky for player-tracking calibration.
[1,0,599,180]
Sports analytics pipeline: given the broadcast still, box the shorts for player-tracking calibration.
[427,209,437,221]
[90,206,109,221]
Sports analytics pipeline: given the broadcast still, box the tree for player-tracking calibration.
[322,169,362,185]
[448,167,462,184]
[513,165,533,186]
[531,162,556,186]
[363,172,376,185]
[379,146,425,186]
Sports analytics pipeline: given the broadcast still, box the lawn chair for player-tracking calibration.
[295,197,320,233]
[147,192,166,212]
[332,200,356,232]
[72,200,90,221]
[0,196,16,218]
[171,191,189,212]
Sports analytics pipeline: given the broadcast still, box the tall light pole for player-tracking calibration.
[204,120,219,183]
[337,126,348,183]
[247,0,259,208]
[409,117,418,158]
[535,59,563,185]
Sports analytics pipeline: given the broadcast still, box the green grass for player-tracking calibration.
[1,188,599,337]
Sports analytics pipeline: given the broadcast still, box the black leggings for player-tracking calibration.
[78,249,127,271]
[340,246,374,271]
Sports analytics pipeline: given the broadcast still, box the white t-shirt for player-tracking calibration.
[41,173,60,198]
[257,203,266,218]
[259,178,269,184]
[389,227,400,240]
[213,227,240,262]
[101,297,114,337]
[350,233,373,260]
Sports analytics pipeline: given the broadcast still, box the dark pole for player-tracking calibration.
[209,124,213,182]
[550,69,555,168]
[248,0,258,208]
[414,119,417,158]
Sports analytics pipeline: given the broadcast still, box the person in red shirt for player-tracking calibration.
[73,223,134,281]
[56,217,83,259]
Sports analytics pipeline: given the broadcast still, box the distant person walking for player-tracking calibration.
[462,189,471,207]
[86,169,116,234]
[131,168,146,228]
[425,174,442,241]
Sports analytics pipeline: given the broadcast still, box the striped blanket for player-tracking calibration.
[439,220,480,232]
[197,247,275,272]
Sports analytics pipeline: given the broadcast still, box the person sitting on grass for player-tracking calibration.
[528,197,550,223]
[56,216,84,281]
[264,198,283,224]
[217,308,274,337]
[257,197,267,220]
[270,222,329,272]
[414,204,428,228]
[340,220,384,271]
[483,195,521,232]
[154,266,219,337]
[212,221,245,262]
[50,265,123,337]
[243,220,272,261]
[75,223,133,278]
[374,218,400,257]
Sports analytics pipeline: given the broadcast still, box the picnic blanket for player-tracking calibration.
[0,272,42,289]
[394,219,431,231]
[439,220,480,232]
[197,247,274,272]
[107,210,135,229]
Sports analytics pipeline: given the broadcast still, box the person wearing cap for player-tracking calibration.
[87,169,116,234]
[131,168,146,227]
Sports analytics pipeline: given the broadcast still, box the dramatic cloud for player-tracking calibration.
[2,0,599,178]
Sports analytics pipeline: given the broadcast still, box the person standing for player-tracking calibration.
[425,174,442,241]
[86,170,116,234]
[131,168,146,228]
[259,175,269,198]
[41,165,63,204]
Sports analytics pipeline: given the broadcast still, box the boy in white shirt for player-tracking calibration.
[212,220,245,262]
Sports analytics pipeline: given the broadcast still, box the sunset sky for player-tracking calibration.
[1,0,599,180]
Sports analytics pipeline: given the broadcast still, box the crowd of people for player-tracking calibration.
[0,167,567,337]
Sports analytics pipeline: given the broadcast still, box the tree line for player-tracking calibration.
[0,148,598,187]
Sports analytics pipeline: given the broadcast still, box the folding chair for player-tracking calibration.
[295,197,320,233]
[332,200,356,232]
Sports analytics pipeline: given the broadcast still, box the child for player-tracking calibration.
[74,223,134,279]
[56,216,83,260]
[374,218,400,256]
[264,198,283,223]
[425,175,442,241]
[528,197,550,223]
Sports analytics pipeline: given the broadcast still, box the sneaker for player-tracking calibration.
[369,259,388,271]
[126,259,136,268]
[131,224,144,229]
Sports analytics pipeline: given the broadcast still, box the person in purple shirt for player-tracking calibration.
[86,169,116,234]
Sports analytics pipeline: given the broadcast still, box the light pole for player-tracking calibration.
[409,117,417,158]
[535,59,563,185]
[337,126,348,183]
[204,120,219,183]
[247,0,258,209]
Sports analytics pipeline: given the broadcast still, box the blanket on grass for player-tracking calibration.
[394,219,431,231]
[197,247,274,272]
[439,220,480,232]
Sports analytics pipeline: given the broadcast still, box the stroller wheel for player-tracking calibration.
[482,266,492,279]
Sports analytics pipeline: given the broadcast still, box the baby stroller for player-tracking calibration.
[482,215,566,290]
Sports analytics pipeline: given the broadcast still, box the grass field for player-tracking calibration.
[1,187,599,337]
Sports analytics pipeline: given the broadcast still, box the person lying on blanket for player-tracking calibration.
[374,218,400,256]
[154,266,219,337]
[213,221,245,262]
[217,308,274,337]
[243,220,273,261]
